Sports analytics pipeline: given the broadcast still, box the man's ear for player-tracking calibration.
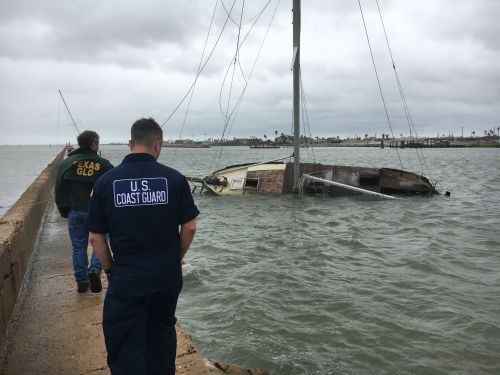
[156,139,163,152]
[128,140,133,151]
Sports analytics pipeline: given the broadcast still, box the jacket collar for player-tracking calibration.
[68,147,97,156]
[122,153,156,164]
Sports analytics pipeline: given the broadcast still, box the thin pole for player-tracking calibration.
[303,174,396,199]
[58,89,80,134]
[292,0,301,192]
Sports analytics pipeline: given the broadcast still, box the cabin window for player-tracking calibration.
[244,178,260,190]
[360,176,379,187]
[230,179,244,190]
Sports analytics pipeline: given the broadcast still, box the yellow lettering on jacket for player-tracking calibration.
[76,160,100,177]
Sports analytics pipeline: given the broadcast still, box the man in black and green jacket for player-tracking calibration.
[55,130,113,293]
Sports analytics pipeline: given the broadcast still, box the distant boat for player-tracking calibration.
[249,145,281,149]
[187,1,438,199]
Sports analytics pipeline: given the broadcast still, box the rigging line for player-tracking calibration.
[235,68,247,88]
[170,0,220,164]
[399,80,431,177]
[221,0,274,27]
[395,71,427,175]
[237,56,248,85]
[218,0,274,119]
[58,89,80,135]
[218,58,235,119]
[375,0,431,178]
[391,59,430,176]
[216,0,245,168]
[374,2,428,177]
[57,100,61,146]
[300,85,310,160]
[210,0,282,172]
[233,0,275,83]
[300,69,316,163]
[221,2,244,122]
[303,87,313,160]
[299,74,310,158]
[215,0,282,157]
[212,0,245,171]
[220,0,240,27]
[356,0,403,170]
[160,0,237,128]
[223,0,245,131]
[224,0,281,125]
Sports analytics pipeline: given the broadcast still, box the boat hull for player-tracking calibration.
[191,162,437,197]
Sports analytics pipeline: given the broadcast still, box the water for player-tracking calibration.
[0,145,62,217]
[2,145,499,374]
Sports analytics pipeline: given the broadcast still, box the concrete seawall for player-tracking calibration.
[0,149,64,348]
[0,150,268,374]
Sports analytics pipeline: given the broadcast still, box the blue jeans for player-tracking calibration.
[68,210,102,283]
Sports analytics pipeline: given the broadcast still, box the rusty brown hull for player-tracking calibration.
[192,161,437,197]
[283,163,437,196]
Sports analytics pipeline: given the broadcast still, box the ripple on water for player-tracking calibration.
[168,147,500,374]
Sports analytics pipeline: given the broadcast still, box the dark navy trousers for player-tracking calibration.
[103,255,182,375]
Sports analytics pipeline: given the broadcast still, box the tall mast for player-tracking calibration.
[292,0,301,191]
[58,89,80,134]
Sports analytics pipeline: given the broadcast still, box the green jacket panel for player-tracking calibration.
[55,148,113,217]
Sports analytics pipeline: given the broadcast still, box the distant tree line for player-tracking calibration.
[165,126,500,145]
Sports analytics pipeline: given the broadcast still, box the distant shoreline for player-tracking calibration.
[161,144,210,148]
[0,142,498,148]
[306,142,500,148]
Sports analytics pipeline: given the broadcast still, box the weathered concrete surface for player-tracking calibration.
[0,149,269,374]
[0,201,211,374]
[0,201,269,374]
[0,150,63,349]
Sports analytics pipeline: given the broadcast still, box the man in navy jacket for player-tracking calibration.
[88,118,198,374]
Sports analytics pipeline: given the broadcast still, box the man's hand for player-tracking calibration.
[179,219,196,261]
[89,232,114,271]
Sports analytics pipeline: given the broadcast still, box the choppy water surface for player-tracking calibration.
[0,145,62,217]
[3,145,500,374]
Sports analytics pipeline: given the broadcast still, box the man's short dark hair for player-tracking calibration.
[131,118,163,146]
[77,130,99,148]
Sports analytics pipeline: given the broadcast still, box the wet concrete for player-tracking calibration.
[0,201,211,374]
[0,151,63,348]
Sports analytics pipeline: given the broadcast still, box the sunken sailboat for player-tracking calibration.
[188,0,438,199]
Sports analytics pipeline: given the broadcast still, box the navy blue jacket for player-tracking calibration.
[87,153,199,263]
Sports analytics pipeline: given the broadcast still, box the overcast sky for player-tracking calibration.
[0,0,499,144]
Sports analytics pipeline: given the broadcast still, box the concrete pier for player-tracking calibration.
[0,200,211,374]
[0,151,63,349]
[0,151,268,375]
[0,152,209,375]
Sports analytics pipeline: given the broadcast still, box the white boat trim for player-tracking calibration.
[248,164,286,172]
[213,156,290,175]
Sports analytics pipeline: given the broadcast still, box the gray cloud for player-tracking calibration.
[0,0,499,144]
